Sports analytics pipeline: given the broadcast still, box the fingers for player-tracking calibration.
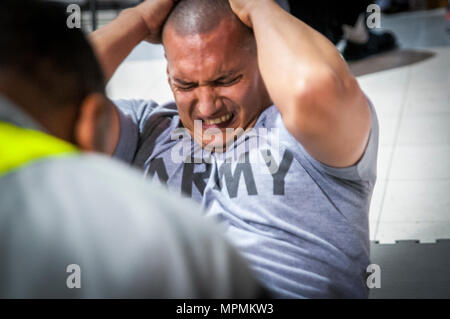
[228,0,254,28]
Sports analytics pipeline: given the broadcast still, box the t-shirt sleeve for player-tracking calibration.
[112,99,159,163]
[296,97,379,183]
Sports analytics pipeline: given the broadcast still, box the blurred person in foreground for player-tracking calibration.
[0,0,265,298]
[90,0,379,298]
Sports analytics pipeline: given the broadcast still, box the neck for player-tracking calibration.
[0,78,78,143]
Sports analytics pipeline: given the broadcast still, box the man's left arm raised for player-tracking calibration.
[230,0,371,168]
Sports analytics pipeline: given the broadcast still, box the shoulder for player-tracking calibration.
[257,100,379,183]
[113,100,180,162]
[114,99,178,122]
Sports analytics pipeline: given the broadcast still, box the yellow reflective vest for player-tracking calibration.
[0,122,78,178]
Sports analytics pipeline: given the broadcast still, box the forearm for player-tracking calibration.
[89,8,148,82]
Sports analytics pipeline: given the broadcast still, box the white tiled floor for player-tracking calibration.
[357,43,450,242]
[106,9,450,244]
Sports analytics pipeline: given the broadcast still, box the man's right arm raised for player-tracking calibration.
[89,0,177,82]
[88,1,178,157]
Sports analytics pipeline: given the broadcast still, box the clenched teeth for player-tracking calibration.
[204,113,232,125]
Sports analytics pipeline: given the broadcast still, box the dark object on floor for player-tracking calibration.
[288,1,372,45]
[343,31,398,61]
[347,49,435,77]
[369,239,450,299]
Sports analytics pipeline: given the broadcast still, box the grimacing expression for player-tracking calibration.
[163,18,271,150]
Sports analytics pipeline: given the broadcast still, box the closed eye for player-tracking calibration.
[173,74,243,91]
[215,75,243,87]
[176,84,197,91]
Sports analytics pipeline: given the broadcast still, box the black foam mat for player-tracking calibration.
[369,239,450,299]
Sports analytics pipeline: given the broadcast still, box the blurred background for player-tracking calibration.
[59,0,449,244]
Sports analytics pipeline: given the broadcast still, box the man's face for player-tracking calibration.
[163,18,271,150]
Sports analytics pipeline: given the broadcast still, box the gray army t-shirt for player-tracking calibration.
[114,99,379,298]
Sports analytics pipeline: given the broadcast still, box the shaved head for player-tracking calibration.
[162,0,254,48]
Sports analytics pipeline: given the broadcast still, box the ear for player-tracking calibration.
[74,93,105,152]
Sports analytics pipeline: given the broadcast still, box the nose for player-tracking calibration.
[195,86,221,118]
